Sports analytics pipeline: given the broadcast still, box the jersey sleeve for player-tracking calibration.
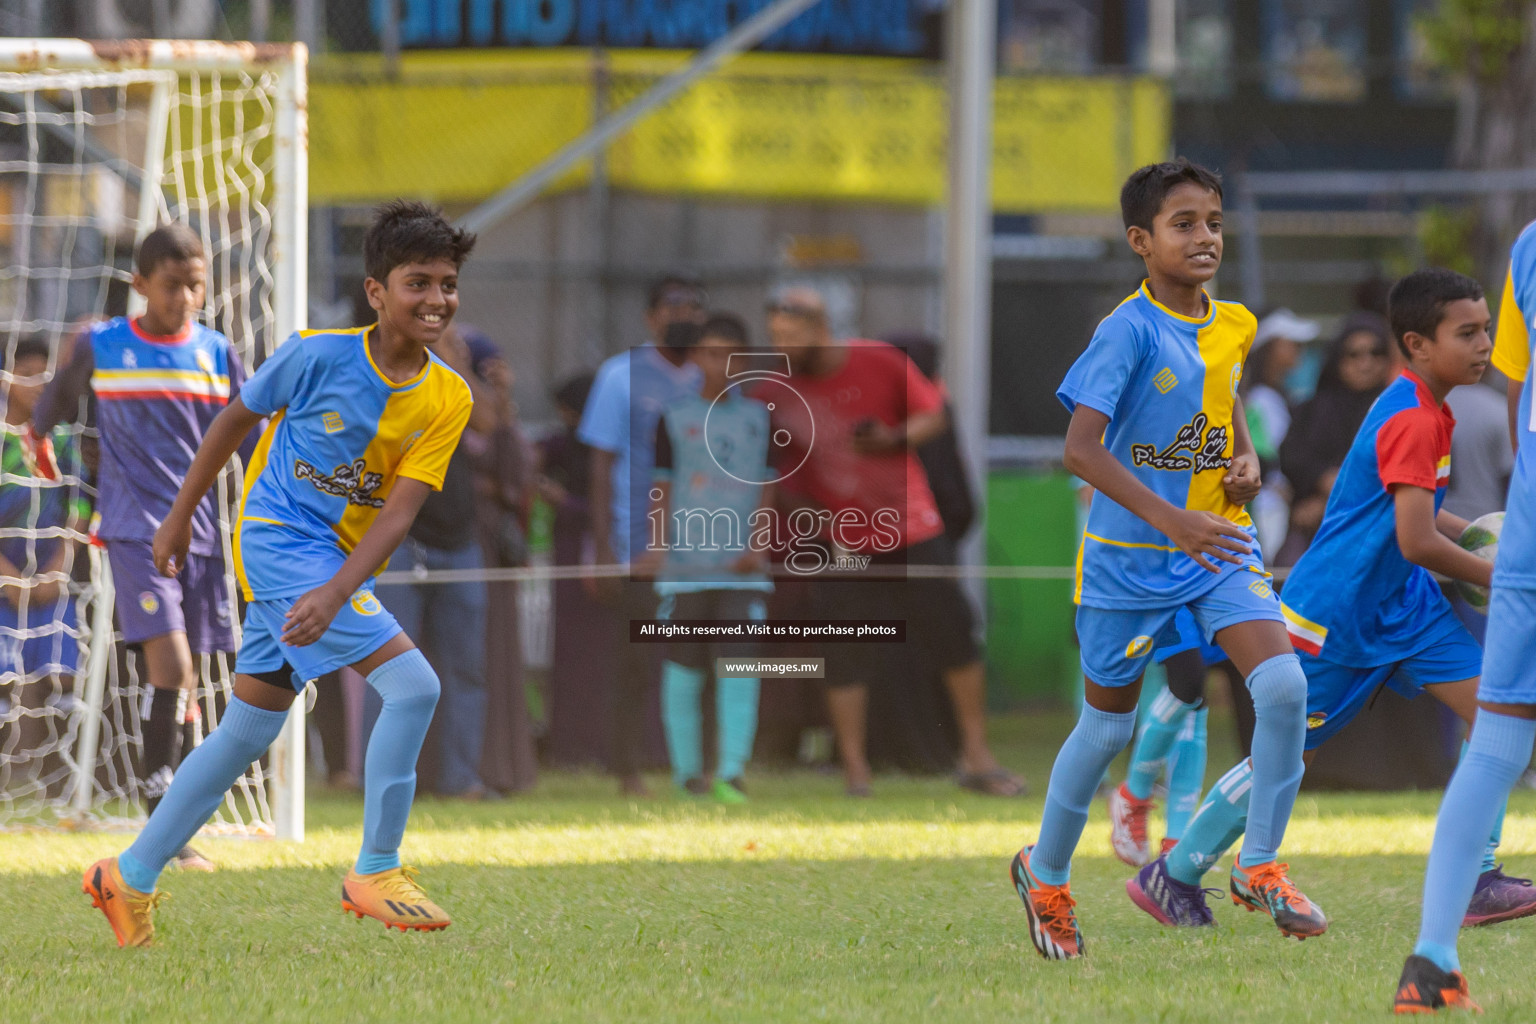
[1375,407,1443,492]
[1057,314,1145,420]
[576,356,626,455]
[653,414,674,479]
[1493,264,1531,382]
[900,349,943,418]
[239,332,310,416]
[396,377,473,491]
[225,343,249,404]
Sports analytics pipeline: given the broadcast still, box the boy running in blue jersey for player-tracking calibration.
[82,200,475,947]
[36,225,250,872]
[1013,159,1320,961]
[1126,270,1534,938]
[1392,225,1536,1014]
[644,313,773,803]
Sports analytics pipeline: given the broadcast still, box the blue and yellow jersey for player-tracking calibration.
[1279,370,1459,664]
[1057,283,1260,609]
[233,326,473,600]
[1491,220,1536,590]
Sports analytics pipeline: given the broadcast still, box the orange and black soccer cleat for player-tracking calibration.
[341,865,451,932]
[1393,955,1482,1014]
[1010,845,1084,960]
[82,857,163,948]
[1230,859,1328,939]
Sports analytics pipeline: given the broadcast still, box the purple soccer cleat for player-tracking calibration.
[1125,855,1217,928]
[1463,865,1536,927]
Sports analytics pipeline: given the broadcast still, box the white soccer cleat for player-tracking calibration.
[1108,782,1154,866]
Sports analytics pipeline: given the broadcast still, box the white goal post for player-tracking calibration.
[0,39,308,840]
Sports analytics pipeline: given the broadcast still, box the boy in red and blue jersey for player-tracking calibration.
[1126,270,1526,944]
[36,224,248,870]
[1392,228,1536,1013]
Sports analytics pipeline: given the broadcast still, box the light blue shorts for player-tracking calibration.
[1300,628,1482,750]
[234,585,402,689]
[1479,587,1536,705]
[1076,566,1282,687]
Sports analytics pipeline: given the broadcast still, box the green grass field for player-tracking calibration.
[6,712,1536,1023]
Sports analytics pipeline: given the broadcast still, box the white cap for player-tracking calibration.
[1254,308,1320,349]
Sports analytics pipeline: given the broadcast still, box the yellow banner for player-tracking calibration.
[309,51,1169,213]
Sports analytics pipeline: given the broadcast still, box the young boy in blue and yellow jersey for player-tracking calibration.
[1392,225,1536,1014]
[82,200,476,948]
[1012,158,1321,960]
[1127,270,1536,942]
[36,224,249,872]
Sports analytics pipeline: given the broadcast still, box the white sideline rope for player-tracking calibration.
[375,563,1300,584]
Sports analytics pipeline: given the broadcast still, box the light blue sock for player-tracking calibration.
[356,650,439,876]
[1028,704,1136,885]
[716,676,759,782]
[1459,739,1508,874]
[1165,706,1209,840]
[119,696,288,893]
[1167,758,1250,885]
[1415,711,1536,973]
[661,661,706,787]
[1126,687,1195,800]
[1239,653,1306,868]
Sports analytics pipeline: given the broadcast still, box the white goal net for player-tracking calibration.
[0,42,307,838]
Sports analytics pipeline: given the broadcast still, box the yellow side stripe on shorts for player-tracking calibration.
[1082,531,1180,553]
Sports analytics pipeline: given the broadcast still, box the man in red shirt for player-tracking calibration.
[764,286,1024,797]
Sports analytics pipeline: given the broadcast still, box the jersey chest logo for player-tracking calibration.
[1130,412,1231,473]
[293,458,385,508]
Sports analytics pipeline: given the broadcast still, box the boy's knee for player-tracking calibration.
[1247,653,1306,709]
[371,650,441,712]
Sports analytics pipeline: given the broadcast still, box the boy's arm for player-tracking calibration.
[33,331,94,434]
[279,477,434,647]
[635,477,669,577]
[1435,508,1472,541]
[1222,394,1262,505]
[1393,485,1492,588]
[732,481,775,573]
[152,397,266,576]
[1064,405,1251,573]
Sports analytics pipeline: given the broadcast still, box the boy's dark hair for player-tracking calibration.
[136,223,204,277]
[700,312,749,347]
[646,273,705,311]
[1120,158,1224,232]
[9,337,48,368]
[364,199,476,283]
[1388,267,1485,357]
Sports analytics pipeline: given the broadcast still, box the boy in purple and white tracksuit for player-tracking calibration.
[36,224,250,868]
